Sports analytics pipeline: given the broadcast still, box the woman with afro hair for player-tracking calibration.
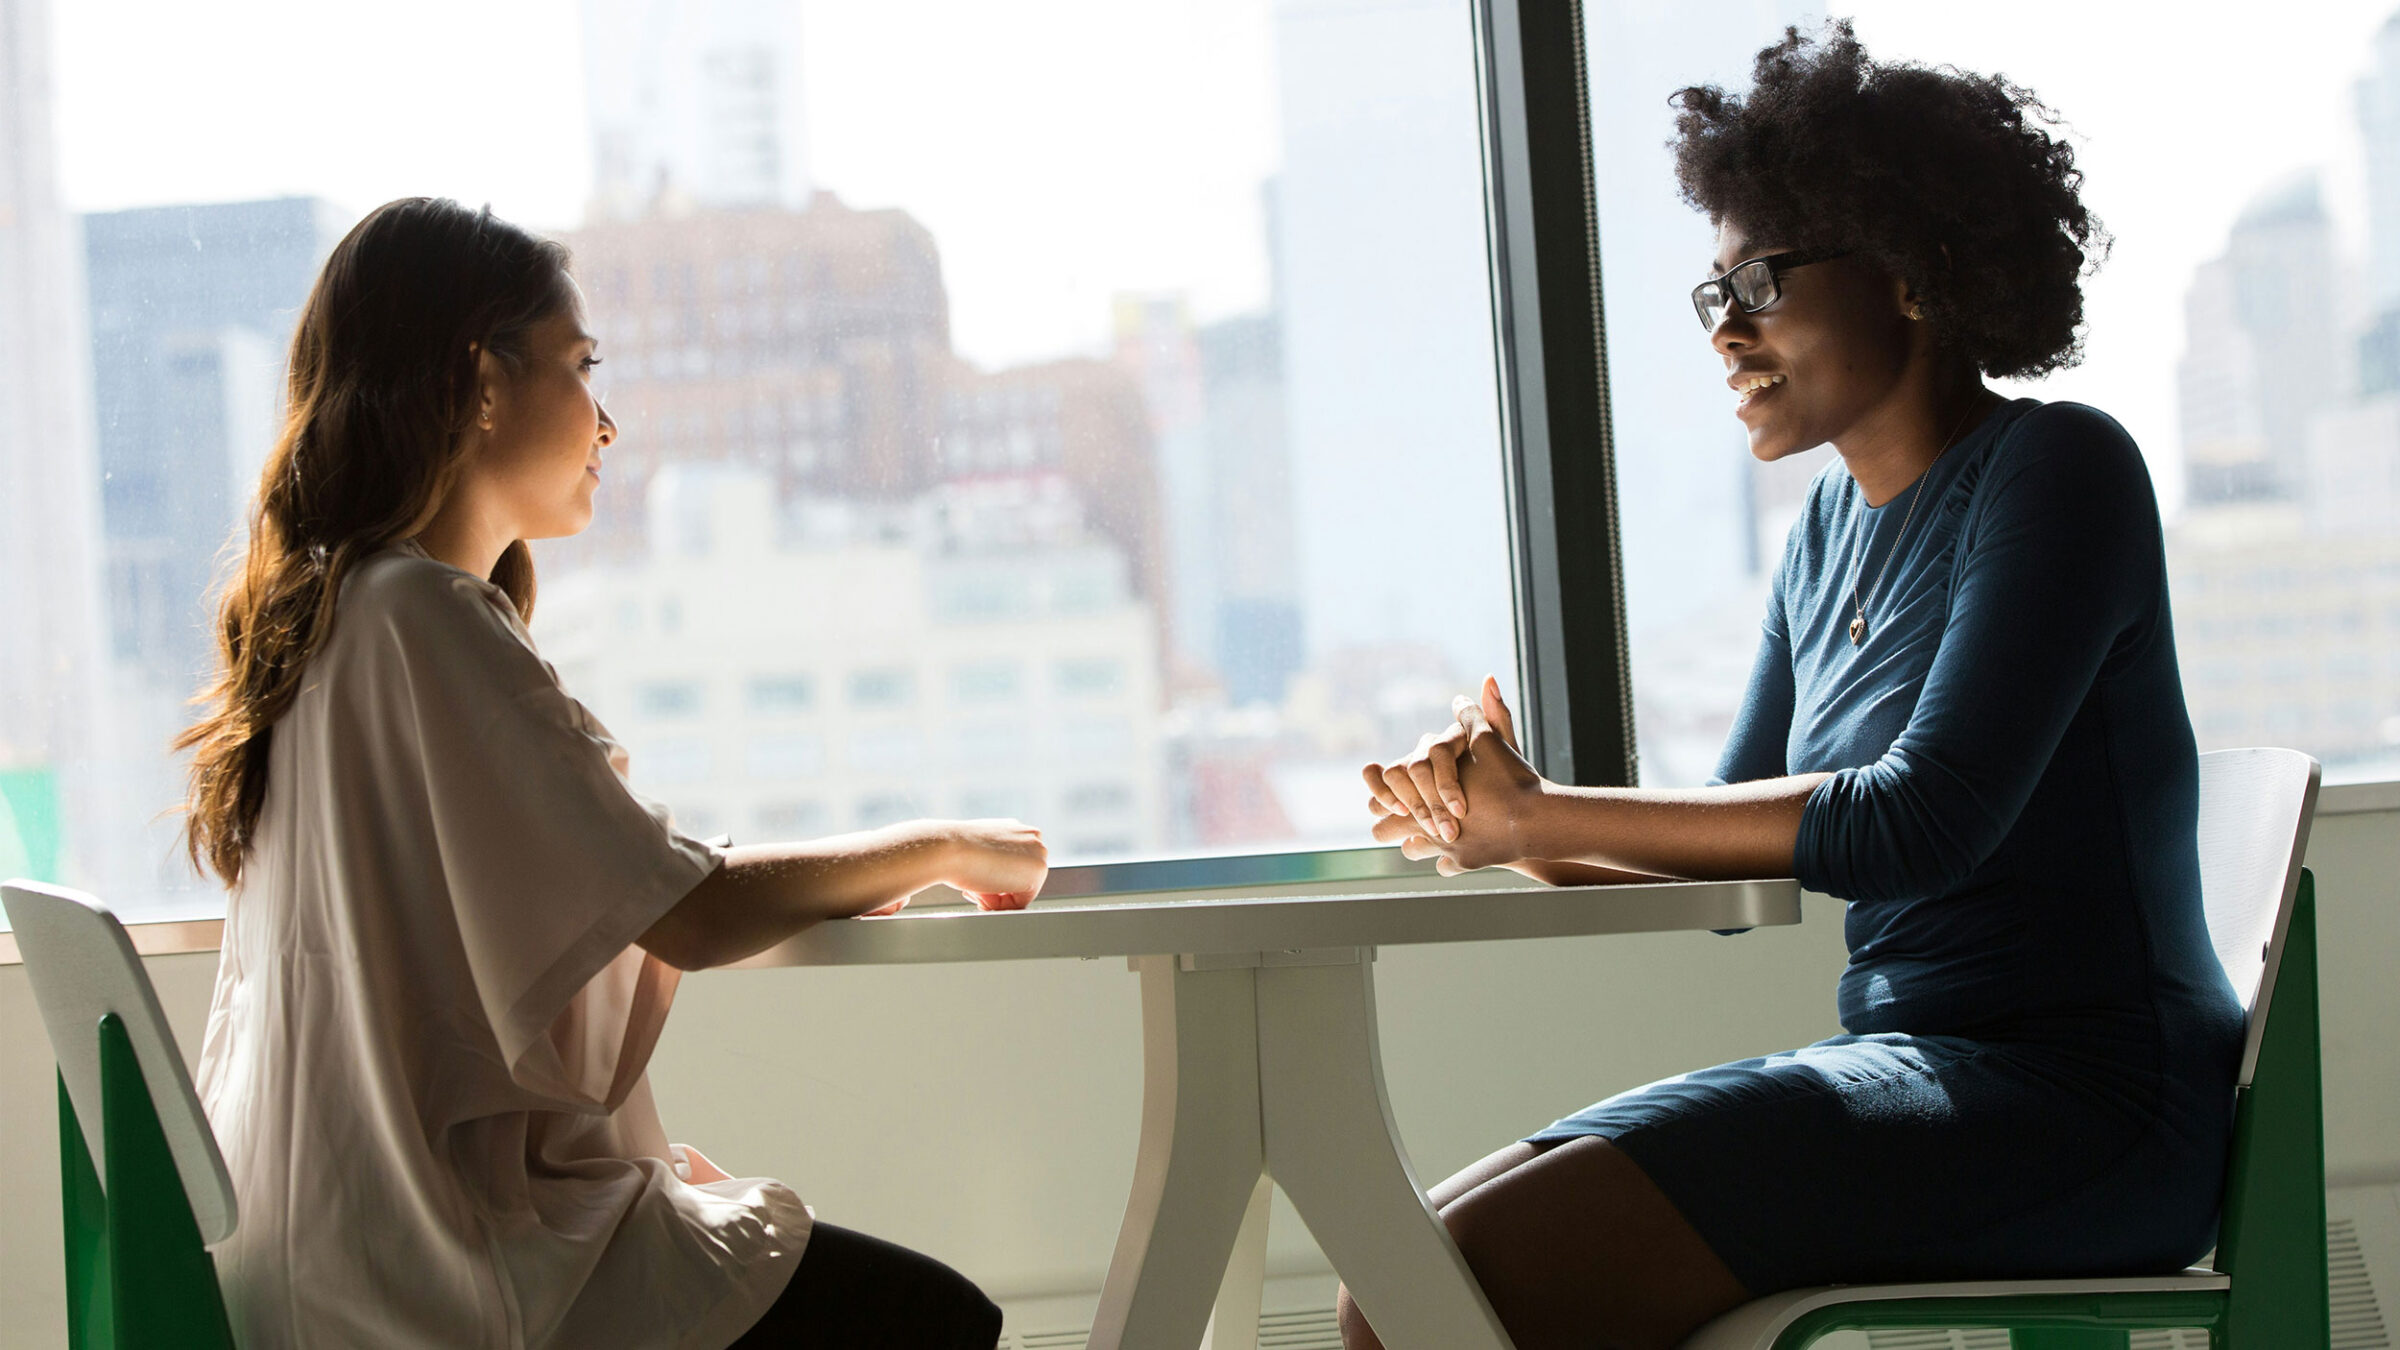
[1356,21,2241,1350]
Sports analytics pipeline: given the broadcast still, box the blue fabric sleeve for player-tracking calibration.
[1711,620,1794,787]
[1795,406,2160,903]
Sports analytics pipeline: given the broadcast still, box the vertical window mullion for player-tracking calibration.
[1475,0,1638,788]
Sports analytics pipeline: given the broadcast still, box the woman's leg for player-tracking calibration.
[1337,1137,1748,1350]
[727,1222,1003,1350]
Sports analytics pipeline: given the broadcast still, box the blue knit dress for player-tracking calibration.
[1527,400,2245,1292]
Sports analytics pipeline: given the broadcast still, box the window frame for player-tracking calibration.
[10,0,1635,928]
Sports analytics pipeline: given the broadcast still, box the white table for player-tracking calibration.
[739,878,1802,1350]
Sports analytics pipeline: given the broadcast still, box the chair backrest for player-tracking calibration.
[2194,748,2321,1090]
[1,881,237,1245]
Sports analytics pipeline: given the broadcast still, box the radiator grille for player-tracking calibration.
[1003,1306,1344,1350]
[1011,1331,1090,1350]
[1256,1306,1345,1348]
[1010,1206,2391,1350]
[2334,1215,2395,1350]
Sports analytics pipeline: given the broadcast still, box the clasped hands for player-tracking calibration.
[1362,675,1550,876]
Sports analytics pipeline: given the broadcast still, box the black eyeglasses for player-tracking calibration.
[1691,247,1851,332]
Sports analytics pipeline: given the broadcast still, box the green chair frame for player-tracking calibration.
[1758,870,2327,1349]
[1684,746,2329,1350]
[4,880,238,1350]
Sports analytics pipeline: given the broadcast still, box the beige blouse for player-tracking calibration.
[196,542,809,1350]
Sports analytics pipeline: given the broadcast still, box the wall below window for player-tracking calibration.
[2,792,2393,1343]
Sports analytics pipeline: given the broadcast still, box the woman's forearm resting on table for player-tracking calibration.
[1501,859,1673,887]
[1517,775,1830,881]
[638,825,957,971]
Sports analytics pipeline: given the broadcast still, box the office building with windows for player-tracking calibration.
[581,0,811,221]
[81,197,341,693]
[533,465,1165,858]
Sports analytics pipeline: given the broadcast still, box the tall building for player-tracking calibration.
[2358,11,2400,313]
[567,198,954,534]
[82,197,343,692]
[581,0,811,221]
[2169,47,2400,777]
[2177,174,2341,505]
[565,198,1167,622]
[1111,293,1212,674]
[1194,311,1302,706]
[2356,12,2400,394]
[944,354,1168,632]
[0,0,109,889]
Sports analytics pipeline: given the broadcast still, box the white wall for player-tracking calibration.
[3,792,2394,1343]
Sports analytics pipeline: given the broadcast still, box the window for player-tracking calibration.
[1054,658,1125,700]
[957,787,1029,820]
[950,661,1023,705]
[854,793,922,830]
[1594,3,2400,788]
[1063,782,1135,815]
[22,0,2055,925]
[746,675,816,716]
[847,669,916,711]
[635,681,705,719]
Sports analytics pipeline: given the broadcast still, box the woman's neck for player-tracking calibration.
[1834,368,1993,508]
[411,485,514,582]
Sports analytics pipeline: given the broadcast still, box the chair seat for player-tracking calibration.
[1680,1268,2230,1349]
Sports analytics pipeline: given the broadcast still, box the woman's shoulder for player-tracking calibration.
[336,545,532,660]
[1984,399,2151,493]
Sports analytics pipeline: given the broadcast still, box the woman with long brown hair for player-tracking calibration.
[184,196,1043,1349]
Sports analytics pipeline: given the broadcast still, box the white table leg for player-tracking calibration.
[1255,954,1516,1350]
[1201,1174,1273,1350]
[1090,957,1268,1350]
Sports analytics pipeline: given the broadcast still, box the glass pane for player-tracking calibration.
[1595,2,2400,788]
[4,0,1521,922]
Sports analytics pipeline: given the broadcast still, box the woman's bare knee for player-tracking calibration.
[1436,1138,1747,1350]
[1427,1139,1552,1211]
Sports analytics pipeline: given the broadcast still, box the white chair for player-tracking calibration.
[1680,747,2326,1350]
[3,880,239,1349]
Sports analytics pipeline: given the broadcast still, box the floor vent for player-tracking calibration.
[1011,1331,1091,1350]
[1864,1331,2008,1349]
[1257,1305,1345,1348]
[2333,1214,2395,1350]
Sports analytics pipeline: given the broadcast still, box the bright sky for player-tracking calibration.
[50,0,1281,371]
[50,0,2398,507]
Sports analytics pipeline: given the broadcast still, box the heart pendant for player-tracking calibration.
[1848,615,1866,645]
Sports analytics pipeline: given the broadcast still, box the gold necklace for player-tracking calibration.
[1847,394,1988,646]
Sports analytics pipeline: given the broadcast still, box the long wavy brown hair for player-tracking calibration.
[180,197,573,887]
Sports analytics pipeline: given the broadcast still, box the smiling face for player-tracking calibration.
[473,279,614,541]
[1708,220,1921,463]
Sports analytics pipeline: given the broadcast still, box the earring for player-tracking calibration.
[1907,303,1925,321]
[479,414,492,428]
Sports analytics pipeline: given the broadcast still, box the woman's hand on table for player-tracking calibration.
[1363,679,1550,874]
[1362,674,1519,844]
[917,818,1050,914]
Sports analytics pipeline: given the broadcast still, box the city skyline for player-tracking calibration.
[8,0,2399,914]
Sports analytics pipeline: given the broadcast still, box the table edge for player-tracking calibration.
[731,877,1804,969]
